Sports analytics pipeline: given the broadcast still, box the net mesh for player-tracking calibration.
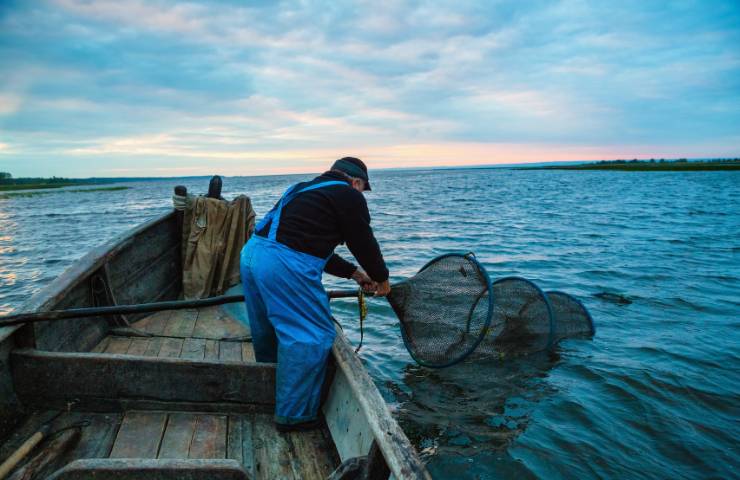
[387,254,492,368]
[473,277,554,358]
[546,291,595,342]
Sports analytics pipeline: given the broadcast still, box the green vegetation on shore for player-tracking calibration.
[0,172,103,191]
[0,186,131,199]
[519,158,740,171]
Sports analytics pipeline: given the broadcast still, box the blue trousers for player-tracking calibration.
[239,235,336,424]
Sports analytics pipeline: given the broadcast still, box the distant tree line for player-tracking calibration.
[0,173,107,186]
[594,158,739,165]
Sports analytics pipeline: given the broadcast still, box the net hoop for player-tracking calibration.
[546,290,596,337]
[491,276,556,352]
[398,252,494,369]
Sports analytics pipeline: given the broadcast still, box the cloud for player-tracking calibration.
[0,0,738,177]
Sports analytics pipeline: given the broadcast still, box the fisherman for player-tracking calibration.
[240,157,390,432]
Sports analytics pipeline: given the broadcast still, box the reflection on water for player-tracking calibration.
[397,352,558,456]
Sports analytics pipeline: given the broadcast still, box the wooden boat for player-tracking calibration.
[0,211,431,479]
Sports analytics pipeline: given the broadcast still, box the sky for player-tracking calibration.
[0,0,739,177]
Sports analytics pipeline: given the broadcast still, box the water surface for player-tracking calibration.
[1,169,738,478]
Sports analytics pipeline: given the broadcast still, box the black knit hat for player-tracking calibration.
[331,157,371,191]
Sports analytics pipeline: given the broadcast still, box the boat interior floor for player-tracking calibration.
[2,307,341,479]
[1,410,338,479]
[92,306,256,362]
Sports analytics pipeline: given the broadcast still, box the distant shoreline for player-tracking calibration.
[516,159,740,171]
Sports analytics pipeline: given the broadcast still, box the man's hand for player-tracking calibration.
[374,280,391,297]
[350,268,376,291]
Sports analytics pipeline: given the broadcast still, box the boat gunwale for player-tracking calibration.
[0,211,176,344]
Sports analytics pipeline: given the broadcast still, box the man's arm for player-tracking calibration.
[324,253,356,278]
[337,190,389,283]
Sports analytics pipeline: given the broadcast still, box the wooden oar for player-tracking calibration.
[0,289,365,328]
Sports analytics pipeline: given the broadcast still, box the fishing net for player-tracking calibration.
[386,253,493,368]
[472,277,554,359]
[546,291,595,342]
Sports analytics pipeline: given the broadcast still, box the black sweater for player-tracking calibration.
[255,171,389,282]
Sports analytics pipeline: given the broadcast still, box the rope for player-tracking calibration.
[355,289,367,353]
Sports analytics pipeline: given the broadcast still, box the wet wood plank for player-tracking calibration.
[189,415,227,459]
[144,337,163,357]
[12,349,277,408]
[252,414,296,480]
[226,416,243,465]
[158,338,183,358]
[219,341,242,362]
[159,413,197,459]
[181,338,206,360]
[241,342,255,362]
[126,338,150,356]
[91,336,110,353]
[288,429,338,480]
[163,310,198,338]
[136,310,171,335]
[109,411,167,458]
[70,412,122,459]
[240,416,255,479]
[104,337,132,354]
[204,340,219,360]
[192,307,230,339]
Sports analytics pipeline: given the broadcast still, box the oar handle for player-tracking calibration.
[327,289,373,299]
[0,289,373,327]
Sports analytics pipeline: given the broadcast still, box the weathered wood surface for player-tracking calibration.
[109,411,167,458]
[325,330,431,480]
[189,415,227,459]
[47,458,249,480]
[11,349,276,409]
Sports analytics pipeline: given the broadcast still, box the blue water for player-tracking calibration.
[1,169,738,478]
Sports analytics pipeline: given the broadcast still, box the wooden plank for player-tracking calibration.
[144,337,163,357]
[90,336,110,353]
[158,338,184,358]
[240,416,255,479]
[241,342,255,362]
[252,414,296,480]
[204,340,219,360]
[325,330,431,480]
[219,341,242,362]
[164,310,198,338]
[11,349,276,408]
[135,311,171,335]
[192,307,229,339]
[181,338,206,360]
[189,415,227,459]
[45,458,249,480]
[159,413,197,459]
[71,412,122,459]
[104,337,131,354]
[126,338,151,356]
[109,411,167,458]
[288,429,338,480]
[226,416,243,465]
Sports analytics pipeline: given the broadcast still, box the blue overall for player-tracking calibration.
[239,181,347,424]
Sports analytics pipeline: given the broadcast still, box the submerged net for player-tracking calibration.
[473,277,554,359]
[546,291,595,342]
[387,253,493,368]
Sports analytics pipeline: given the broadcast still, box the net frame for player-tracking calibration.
[545,290,596,340]
[395,252,495,369]
[488,276,556,354]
